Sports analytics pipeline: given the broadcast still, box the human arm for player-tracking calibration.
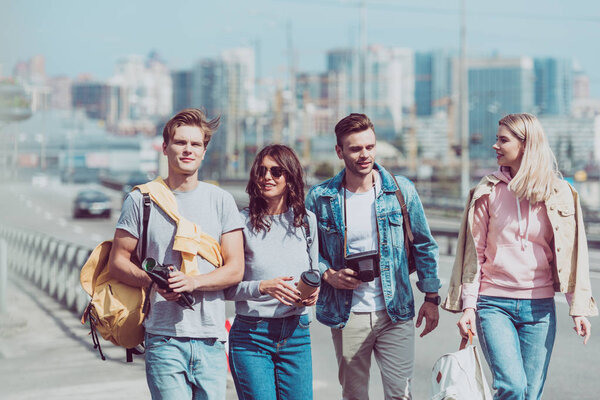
[108,228,153,288]
[400,178,440,336]
[461,195,488,310]
[454,195,490,337]
[167,228,245,293]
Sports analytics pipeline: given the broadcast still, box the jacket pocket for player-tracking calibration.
[557,205,575,217]
[387,212,404,247]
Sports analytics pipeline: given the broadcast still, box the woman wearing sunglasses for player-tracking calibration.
[225,144,319,400]
[444,113,597,399]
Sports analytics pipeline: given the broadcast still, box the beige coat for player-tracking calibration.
[443,174,598,317]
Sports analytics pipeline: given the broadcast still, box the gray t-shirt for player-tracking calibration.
[225,208,318,318]
[116,181,243,341]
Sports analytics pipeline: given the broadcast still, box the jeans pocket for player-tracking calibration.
[298,314,311,329]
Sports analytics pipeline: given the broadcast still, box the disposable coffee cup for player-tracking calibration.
[295,270,321,306]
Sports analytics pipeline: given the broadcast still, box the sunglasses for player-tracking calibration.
[257,166,285,179]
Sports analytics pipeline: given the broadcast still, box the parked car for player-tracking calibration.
[73,189,112,219]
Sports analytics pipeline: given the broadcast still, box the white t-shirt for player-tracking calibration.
[344,172,386,312]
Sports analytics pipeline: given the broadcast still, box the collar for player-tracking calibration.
[321,163,398,197]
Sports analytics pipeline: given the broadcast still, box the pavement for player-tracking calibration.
[0,270,239,400]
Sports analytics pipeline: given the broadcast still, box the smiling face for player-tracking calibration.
[335,128,377,179]
[162,125,206,178]
[258,155,288,205]
[493,125,525,175]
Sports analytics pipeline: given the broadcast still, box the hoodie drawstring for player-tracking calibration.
[515,196,531,250]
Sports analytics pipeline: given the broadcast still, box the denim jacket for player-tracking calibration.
[305,164,441,328]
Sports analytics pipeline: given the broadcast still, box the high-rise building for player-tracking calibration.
[192,59,221,117]
[48,76,72,110]
[534,58,572,115]
[325,46,413,138]
[72,81,120,122]
[210,48,255,177]
[109,53,172,122]
[467,57,535,162]
[573,70,590,100]
[415,50,452,116]
[171,70,193,114]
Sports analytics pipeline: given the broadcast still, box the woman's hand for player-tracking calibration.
[457,308,477,339]
[259,276,302,306]
[573,316,592,344]
[297,285,320,307]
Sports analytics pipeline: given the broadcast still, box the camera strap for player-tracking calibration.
[342,172,381,260]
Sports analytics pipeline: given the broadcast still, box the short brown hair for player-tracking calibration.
[162,108,221,146]
[334,113,375,147]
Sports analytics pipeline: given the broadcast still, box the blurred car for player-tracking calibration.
[73,189,112,219]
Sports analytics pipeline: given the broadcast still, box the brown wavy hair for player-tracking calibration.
[247,144,307,232]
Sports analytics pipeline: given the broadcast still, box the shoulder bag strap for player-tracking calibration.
[301,214,314,271]
[391,175,416,274]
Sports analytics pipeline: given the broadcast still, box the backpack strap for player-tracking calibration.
[127,193,152,363]
[141,193,151,262]
[391,175,416,275]
[140,192,153,318]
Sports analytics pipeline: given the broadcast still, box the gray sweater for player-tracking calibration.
[225,208,318,318]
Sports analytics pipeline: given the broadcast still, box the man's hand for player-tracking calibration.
[323,268,361,290]
[416,298,439,337]
[259,277,302,306]
[573,316,592,344]
[167,269,198,293]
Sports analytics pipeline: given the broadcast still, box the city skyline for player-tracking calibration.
[2,0,600,96]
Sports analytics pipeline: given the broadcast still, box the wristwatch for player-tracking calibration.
[424,295,441,306]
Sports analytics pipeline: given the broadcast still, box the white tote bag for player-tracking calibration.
[430,332,493,400]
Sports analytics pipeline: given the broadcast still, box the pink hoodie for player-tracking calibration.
[461,167,556,309]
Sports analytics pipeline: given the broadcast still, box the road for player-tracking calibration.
[1,179,599,399]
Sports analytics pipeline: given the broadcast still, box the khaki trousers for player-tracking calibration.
[331,310,414,400]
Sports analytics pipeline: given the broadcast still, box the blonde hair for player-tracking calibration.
[498,113,561,203]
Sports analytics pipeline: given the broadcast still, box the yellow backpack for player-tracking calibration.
[80,193,151,362]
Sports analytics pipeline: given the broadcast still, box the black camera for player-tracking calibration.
[142,258,194,309]
[344,250,380,282]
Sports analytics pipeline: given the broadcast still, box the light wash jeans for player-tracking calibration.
[476,296,556,400]
[228,313,313,400]
[144,332,227,400]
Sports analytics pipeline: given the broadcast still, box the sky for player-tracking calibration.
[1,0,600,95]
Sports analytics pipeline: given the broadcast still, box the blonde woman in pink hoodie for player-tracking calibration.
[443,113,597,400]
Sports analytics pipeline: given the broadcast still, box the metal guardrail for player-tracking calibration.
[0,225,92,315]
[1,222,598,317]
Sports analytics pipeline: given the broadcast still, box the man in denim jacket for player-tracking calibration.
[306,113,441,400]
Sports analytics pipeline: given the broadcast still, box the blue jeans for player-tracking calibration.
[476,296,556,400]
[229,313,313,400]
[144,333,227,400]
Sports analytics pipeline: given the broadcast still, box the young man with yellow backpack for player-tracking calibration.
[107,109,245,399]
